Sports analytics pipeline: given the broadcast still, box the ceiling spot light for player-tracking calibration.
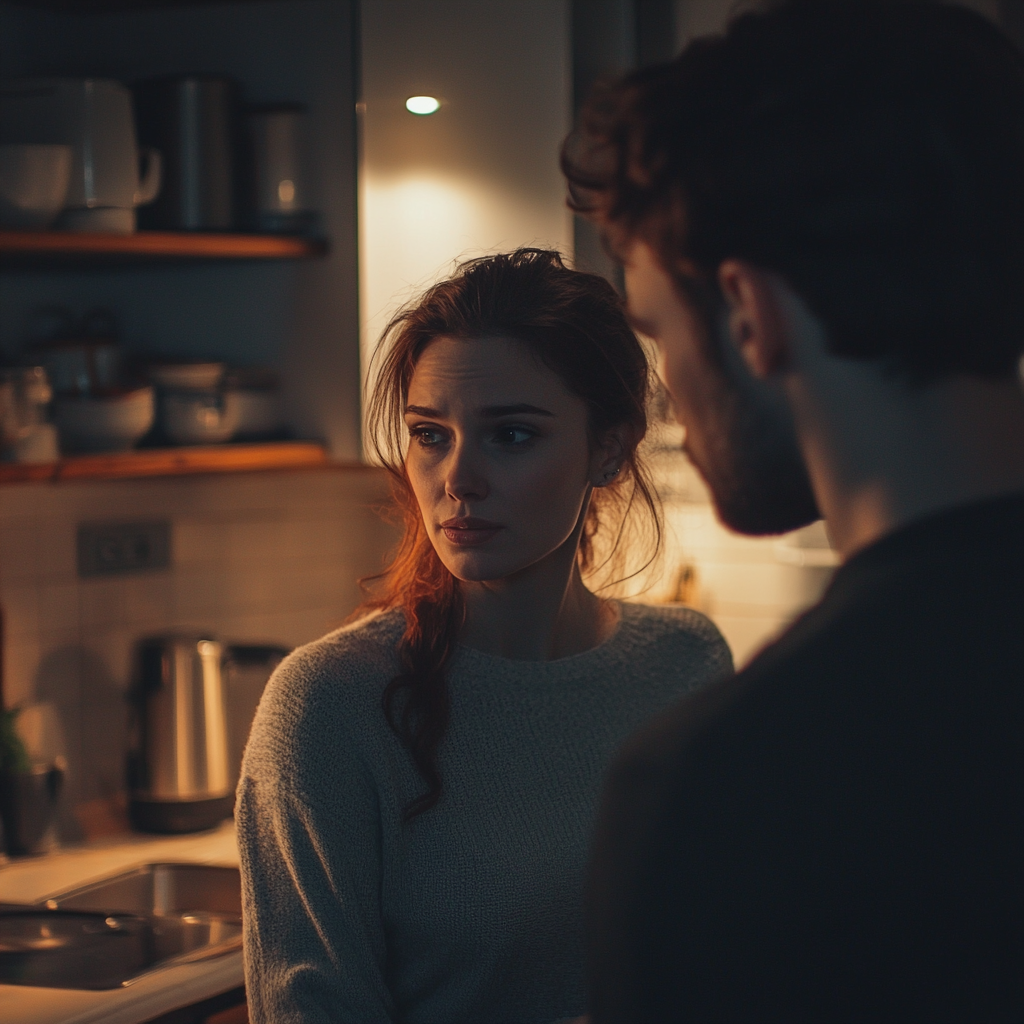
[406,95,440,115]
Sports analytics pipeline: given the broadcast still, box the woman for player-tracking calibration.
[237,249,732,1023]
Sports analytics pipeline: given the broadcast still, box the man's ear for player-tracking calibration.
[717,259,793,378]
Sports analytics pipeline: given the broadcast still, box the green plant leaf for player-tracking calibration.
[0,706,32,775]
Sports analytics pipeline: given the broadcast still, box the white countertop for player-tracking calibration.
[0,820,243,1024]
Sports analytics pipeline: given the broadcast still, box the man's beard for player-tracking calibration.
[684,324,820,537]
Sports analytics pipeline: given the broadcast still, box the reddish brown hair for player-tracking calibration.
[356,249,659,820]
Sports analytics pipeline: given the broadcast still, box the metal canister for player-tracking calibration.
[133,76,237,230]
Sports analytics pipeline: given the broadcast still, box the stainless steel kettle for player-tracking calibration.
[128,635,233,834]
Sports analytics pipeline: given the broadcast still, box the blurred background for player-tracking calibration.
[0,0,1019,841]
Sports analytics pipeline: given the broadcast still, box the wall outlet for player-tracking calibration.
[77,521,171,578]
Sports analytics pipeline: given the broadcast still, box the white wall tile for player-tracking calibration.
[172,567,233,623]
[173,520,232,567]
[32,518,78,584]
[119,574,175,631]
[79,577,128,631]
[3,636,43,707]
[37,582,80,635]
[0,518,40,585]
[79,627,135,694]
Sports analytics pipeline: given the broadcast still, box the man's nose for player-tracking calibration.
[444,442,489,502]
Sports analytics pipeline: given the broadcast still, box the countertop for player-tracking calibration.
[0,820,242,1024]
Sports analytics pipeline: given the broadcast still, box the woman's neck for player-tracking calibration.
[458,542,618,661]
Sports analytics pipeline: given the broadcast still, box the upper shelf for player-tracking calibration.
[0,230,329,268]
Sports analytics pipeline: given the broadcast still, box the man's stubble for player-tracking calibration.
[676,308,820,537]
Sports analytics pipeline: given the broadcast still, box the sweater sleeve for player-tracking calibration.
[236,646,396,1024]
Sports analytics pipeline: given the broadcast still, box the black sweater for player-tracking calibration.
[588,493,1024,1023]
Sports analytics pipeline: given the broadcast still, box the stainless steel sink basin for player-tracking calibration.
[42,863,241,919]
[0,863,242,990]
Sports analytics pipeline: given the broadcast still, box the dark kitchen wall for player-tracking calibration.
[0,0,362,458]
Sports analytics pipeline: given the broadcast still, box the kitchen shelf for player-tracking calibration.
[0,229,328,268]
[0,441,343,484]
[7,1,212,10]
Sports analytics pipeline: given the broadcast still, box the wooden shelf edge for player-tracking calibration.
[0,229,328,262]
[0,442,368,484]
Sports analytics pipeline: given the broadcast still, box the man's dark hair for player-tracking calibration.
[562,0,1024,381]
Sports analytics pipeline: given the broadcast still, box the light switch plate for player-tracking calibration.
[77,521,171,577]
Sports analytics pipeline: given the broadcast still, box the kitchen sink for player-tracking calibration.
[0,864,242,990]
[41,863,241,919]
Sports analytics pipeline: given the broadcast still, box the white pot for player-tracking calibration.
[54,387,155,453]
[163,389,239,445]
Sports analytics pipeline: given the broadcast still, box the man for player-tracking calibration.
[562,1,1024,1020]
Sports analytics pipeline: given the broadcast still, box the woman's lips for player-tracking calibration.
[440,517,503,547]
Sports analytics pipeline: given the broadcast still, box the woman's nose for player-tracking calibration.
[444,443,489,502]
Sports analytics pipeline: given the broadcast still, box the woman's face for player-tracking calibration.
[404,335,613,584]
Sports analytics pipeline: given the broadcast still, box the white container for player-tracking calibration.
[54,387,155,452]
[0,78,161,234]
[0,143,71,228]
[244,103,315,232]
[163,389,239,445]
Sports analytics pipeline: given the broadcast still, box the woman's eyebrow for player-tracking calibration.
[404,403,555,418]
[480,403,554,417]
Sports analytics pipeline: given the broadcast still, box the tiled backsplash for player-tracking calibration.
[0,467,398,840]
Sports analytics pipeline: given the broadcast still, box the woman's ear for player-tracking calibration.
[590,426,630,488]
[717,259,794,378]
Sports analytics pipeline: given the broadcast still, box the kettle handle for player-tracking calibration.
[134,147,162,206]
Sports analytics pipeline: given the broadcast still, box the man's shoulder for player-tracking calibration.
[593,499,1024,1020]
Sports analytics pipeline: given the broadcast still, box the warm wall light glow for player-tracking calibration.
[405,95,440,115]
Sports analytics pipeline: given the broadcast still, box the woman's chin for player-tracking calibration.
[443,554,510,583]
[440,546,529,584]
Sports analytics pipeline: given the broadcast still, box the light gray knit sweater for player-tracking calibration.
[237,601,731,1024]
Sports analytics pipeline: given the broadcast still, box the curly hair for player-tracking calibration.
[562,0,1024,381]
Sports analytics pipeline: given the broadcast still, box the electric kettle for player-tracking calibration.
[128,635,233,834]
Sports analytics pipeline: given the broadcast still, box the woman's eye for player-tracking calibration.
[410,426,446,447]
[493,425,536,445]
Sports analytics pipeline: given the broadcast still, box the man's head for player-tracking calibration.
[563,0,1024,535]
